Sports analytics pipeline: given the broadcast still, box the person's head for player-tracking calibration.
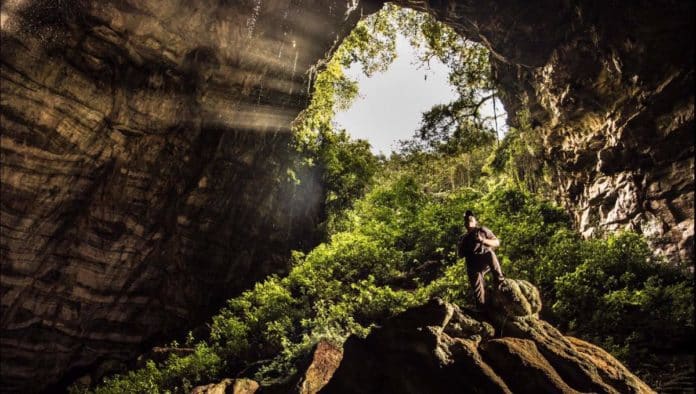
[464,210,477,230]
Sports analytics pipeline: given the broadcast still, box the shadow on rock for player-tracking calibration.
[320,279,654,394]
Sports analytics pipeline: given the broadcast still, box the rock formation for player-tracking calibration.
[321,279,655,394]
[1,0,692,392]
[190,340,342,394]
[295,341,344,394]
[191,378,259,394]
[1,0,371,391]
[191,281,654,393]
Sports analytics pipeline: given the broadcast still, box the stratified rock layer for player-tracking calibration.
[1,0,693,392]
[321,279,654,394]
[1,0,376,391]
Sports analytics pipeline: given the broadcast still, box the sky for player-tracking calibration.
[334,33,507,156]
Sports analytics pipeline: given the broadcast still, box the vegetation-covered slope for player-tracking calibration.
[79,5,693,393]
[84,132,692,393]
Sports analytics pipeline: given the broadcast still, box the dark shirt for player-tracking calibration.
[457,226,497,264]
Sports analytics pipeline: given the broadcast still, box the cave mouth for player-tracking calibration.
[0,0,693,392]
[332,6,509,157]
[300,3,511,160]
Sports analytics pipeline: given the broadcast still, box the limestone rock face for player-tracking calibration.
[321,280,655,394]
[0,0,375,391]
[1,0,693,392]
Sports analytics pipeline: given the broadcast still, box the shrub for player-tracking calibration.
[87,343,221,394]
[553,232,694,383]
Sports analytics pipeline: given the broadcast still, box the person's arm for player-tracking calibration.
[478,228,500,248]
[482,237,500,248]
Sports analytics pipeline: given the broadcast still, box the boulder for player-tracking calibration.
[295,340,344,394]
[191,378,259,394]
[488,278,542,318]
[320,280,655,394]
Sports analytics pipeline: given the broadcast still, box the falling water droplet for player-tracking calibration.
[246,0,263,38]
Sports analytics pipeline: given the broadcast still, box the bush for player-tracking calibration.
[553,232,694,384]
[86,344,221,394]
[87,153,693,393]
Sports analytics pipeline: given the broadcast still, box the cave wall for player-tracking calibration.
[0,0,377,391]
[0,0,693,392]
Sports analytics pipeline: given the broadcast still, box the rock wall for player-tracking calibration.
[1,0,693,392]
[0,0,378,391]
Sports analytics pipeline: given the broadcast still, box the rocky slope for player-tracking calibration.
[1,0,693,392]
[192,279,654,394]
[321,279,654,393]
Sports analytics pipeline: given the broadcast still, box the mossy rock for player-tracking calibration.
[488,279,542,318]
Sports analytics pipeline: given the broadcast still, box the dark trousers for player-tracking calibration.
[466,251,503,307]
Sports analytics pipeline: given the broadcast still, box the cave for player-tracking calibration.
[0,0,693,392]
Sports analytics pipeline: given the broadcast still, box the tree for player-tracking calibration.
[289,9,398,224]
[383,5,502,154]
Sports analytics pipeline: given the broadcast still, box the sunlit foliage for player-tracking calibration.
[84,5,692,393]
[487,109,551,196]
[87,137,692,391]
[382,4,501,153]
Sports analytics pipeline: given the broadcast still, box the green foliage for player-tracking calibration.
[412,106,498,154]
[487,109,550,195]
[338,12,397,76]
[291,3,407,157]
[210,276,305,363]
[369,4,500,154]
[84,344,221,394]
[387,146,493,193]
[91,140,693,390]
[472,187,573,293]
[317,129,378,227]
[87,146,693,393]
[553,233,694,380]
[290,9,388,223]
[206,206,425,382]
[86,5,692,393]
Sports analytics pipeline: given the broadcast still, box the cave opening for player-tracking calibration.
[0,1,693,393]
[332,5,509,157]
[298,3,510,159]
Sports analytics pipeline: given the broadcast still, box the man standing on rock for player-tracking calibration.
[457,210,505,308]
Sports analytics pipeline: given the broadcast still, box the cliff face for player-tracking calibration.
[1,0,693,392]
[0,0,373,391]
